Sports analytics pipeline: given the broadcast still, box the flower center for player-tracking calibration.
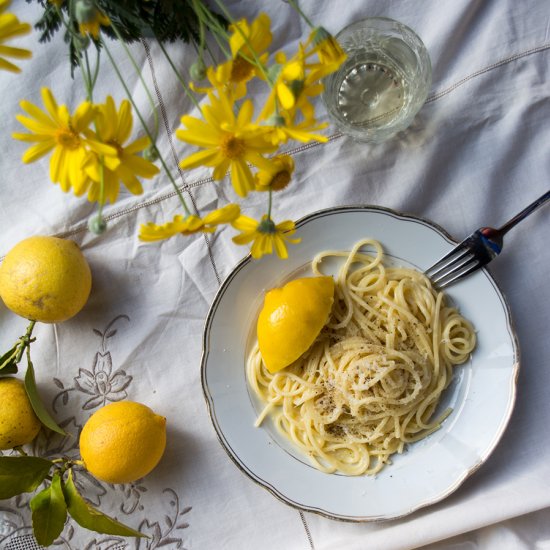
[220,135,245,159]
[108,140,124,158]
[55,128,81,150]
[230,56,254,83]
[258,218,277,234]
[271,170,291,191]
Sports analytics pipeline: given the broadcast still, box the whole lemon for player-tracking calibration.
[0,378,41,450]
[257,276,335,373]
[0,236,92,323]
[79,401,167,484]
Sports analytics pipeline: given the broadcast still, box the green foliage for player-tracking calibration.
[24,360,68,436]
[1,459,147,544]
[0,456,53,499]
[27,0,226,44]
[0,342,20,374]
[30,473,68,547]
[64,471,147,538]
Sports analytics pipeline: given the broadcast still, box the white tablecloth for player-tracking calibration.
[1,1,549,549]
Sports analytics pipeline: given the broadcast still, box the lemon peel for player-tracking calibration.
[257,276,335,373]
[0,377,41,450]
[0,236,92,323]
[79,401,167,484]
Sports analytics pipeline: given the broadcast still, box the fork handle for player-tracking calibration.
[497,189,550,236]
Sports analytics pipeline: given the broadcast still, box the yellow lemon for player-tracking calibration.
[0,236,92,323]
[79,401,167,484]
[0,378,41,450]
[257,276,335,373]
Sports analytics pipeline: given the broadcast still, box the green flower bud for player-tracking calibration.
[88,215,107,235]
[75,0,98,24]
[265,114,286,127]
[190,59,206,81]
[143,145,159,162]
[72,33,90,51]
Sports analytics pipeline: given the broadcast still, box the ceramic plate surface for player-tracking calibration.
[201,206,519,521]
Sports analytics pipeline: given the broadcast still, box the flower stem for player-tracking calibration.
[155,40,201,110]
[286,0,315,28]
[108,22,160,141]
[101,40,191,216]
[267,189,273,219]
[97,156,105,213]
[191,0,231,58]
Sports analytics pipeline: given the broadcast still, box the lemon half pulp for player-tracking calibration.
[257,276,335,373]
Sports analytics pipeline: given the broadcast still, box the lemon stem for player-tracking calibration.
[13,446,28,457]
[14,320,36,364]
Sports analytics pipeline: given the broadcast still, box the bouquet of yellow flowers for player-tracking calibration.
[0,1,346,545]
[6,0,345,260]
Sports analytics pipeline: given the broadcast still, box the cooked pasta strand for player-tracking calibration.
[248,239,476,475]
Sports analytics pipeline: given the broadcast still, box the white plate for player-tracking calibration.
[201,206,519,521]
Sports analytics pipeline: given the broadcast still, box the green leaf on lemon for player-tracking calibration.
[24,361,67,435]
[30,472,67,547]
[0,343,19,375]
[0,456,53,499]
[63,471,148,538]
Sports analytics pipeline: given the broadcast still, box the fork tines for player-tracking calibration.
[424,241,481,289]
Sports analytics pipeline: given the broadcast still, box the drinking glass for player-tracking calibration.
[322,17,432,143]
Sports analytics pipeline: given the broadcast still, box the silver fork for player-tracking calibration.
[425,189,550,288]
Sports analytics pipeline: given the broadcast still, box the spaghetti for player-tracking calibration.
[247,239,476,475]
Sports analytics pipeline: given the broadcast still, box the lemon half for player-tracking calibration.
[257,276,335,373]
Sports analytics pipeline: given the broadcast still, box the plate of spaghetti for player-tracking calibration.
[201,206,519,521]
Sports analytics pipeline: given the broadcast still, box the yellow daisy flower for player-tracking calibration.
[83,96,160,204]
[191,13,272,100]
[260,46,324,121]
[0,0,31,73]
[260,34,345,122]
[265,50,306,114]
[177,91,276,197]
[232,214,300,259]
[12,87,114,194]
[264,112,328,145]
[255,155,295,192]
[139,204,241,242]
[306,26,347,69]
[229,13,272,61]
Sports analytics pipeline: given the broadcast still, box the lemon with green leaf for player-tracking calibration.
[0,377,41,450]
[257,276,335,373]
[79,401,167,484]
[0,236,92,323]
